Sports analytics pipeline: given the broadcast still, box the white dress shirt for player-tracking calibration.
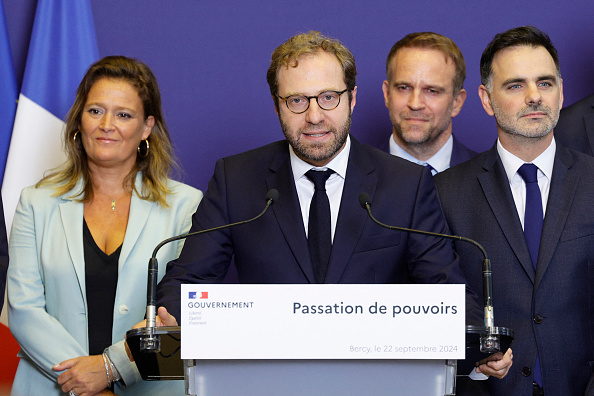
[290,136,350,242]
[389,134,454,174]
[497,138,555,228]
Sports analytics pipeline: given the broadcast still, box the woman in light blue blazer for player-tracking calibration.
[7,56,202,396]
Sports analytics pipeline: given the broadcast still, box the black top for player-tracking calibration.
[83,219,121,355]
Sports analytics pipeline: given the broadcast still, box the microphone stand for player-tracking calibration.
[140,189,278,353]
[358,193,513,355]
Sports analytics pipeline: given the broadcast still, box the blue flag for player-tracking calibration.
[2,0,99,234]
[0,3,17,178]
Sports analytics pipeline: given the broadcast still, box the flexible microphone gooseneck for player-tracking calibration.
[141,189,279,352]
[358,192,511,354]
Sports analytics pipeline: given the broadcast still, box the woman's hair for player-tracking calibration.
[37,55,178,206]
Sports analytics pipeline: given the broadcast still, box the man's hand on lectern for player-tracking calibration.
[475,348,513,379]
[132,306,179,329]
[127,307,180,362]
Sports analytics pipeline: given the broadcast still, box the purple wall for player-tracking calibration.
[4,0,594,192]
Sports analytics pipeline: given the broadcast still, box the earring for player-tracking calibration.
[73,131,80,142]
[138,139,150,158]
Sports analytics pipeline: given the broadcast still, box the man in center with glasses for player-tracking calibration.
[154,31,510,379]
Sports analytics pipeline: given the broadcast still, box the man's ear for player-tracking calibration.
[382,80,390,108]
[350,86,357,114]
[450,89,467,118]
[478,85,495,116]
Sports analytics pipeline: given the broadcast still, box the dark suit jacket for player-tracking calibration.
[158,136,481,323]
[0,195,8,313]
[434,143,594,396]
[450,135,479,167]
[555,93,594,156]
[380,133,478,169]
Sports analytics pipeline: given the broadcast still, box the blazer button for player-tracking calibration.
[118,304,129,315]
[533,314,543,324]
[522,367,531,377]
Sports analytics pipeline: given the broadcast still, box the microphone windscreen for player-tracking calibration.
[266,189,279,203]
[358,193,371,208]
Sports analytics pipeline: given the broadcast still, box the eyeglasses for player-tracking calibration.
[278,89,348,114]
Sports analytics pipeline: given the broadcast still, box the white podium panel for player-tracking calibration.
[181,284,465,360]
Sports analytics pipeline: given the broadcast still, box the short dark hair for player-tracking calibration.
[386,32,466,93]
[480,26,560,88]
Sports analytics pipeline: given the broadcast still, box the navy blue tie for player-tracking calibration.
[517,163,543,270]
[305,169,334,284]
[517,163,543,387]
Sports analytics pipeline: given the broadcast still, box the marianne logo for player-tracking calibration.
[200,292,209,299]
[189,292,197,299]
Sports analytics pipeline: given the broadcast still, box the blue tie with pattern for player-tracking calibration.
[423,163,437,175]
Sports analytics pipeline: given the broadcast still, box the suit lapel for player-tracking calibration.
[120,191,153,272]
[325,138,377,283]
[266,144,316,283]
[535,146,577,287]
[478,147,536,282]
[59,189,86,299]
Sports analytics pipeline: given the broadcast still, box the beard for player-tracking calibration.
[390,97,454,147]
[392,111,452,147]
[280,111,351,165]
[492,101,559,139]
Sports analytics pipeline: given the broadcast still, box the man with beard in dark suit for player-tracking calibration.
[382,32,477,174]
[435,26,594,395]
[151,30,512,381]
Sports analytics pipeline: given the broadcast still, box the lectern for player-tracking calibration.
[126,284,512,396]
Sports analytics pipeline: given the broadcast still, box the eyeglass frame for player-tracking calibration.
[277,89,349,114]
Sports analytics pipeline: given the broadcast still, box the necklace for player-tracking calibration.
[110,192,131,212]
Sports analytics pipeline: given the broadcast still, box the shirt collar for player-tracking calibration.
[497,137,556,183]
[389,133,453,173]
[290,135,350,182]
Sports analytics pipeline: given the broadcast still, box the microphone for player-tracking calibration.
[358,193,512,354]
[141,189,279,352]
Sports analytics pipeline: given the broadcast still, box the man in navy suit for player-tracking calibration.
[435,26,594,395]
[154,31,511,378]
[555,92,594,156]
[382,32,477,173]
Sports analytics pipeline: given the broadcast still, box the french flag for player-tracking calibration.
[0,1,17,179]
[1,0,99,236]
[0,0,98,389]
[0,2,18,389]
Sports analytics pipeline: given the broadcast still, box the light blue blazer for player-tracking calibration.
[7,174,202,395]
